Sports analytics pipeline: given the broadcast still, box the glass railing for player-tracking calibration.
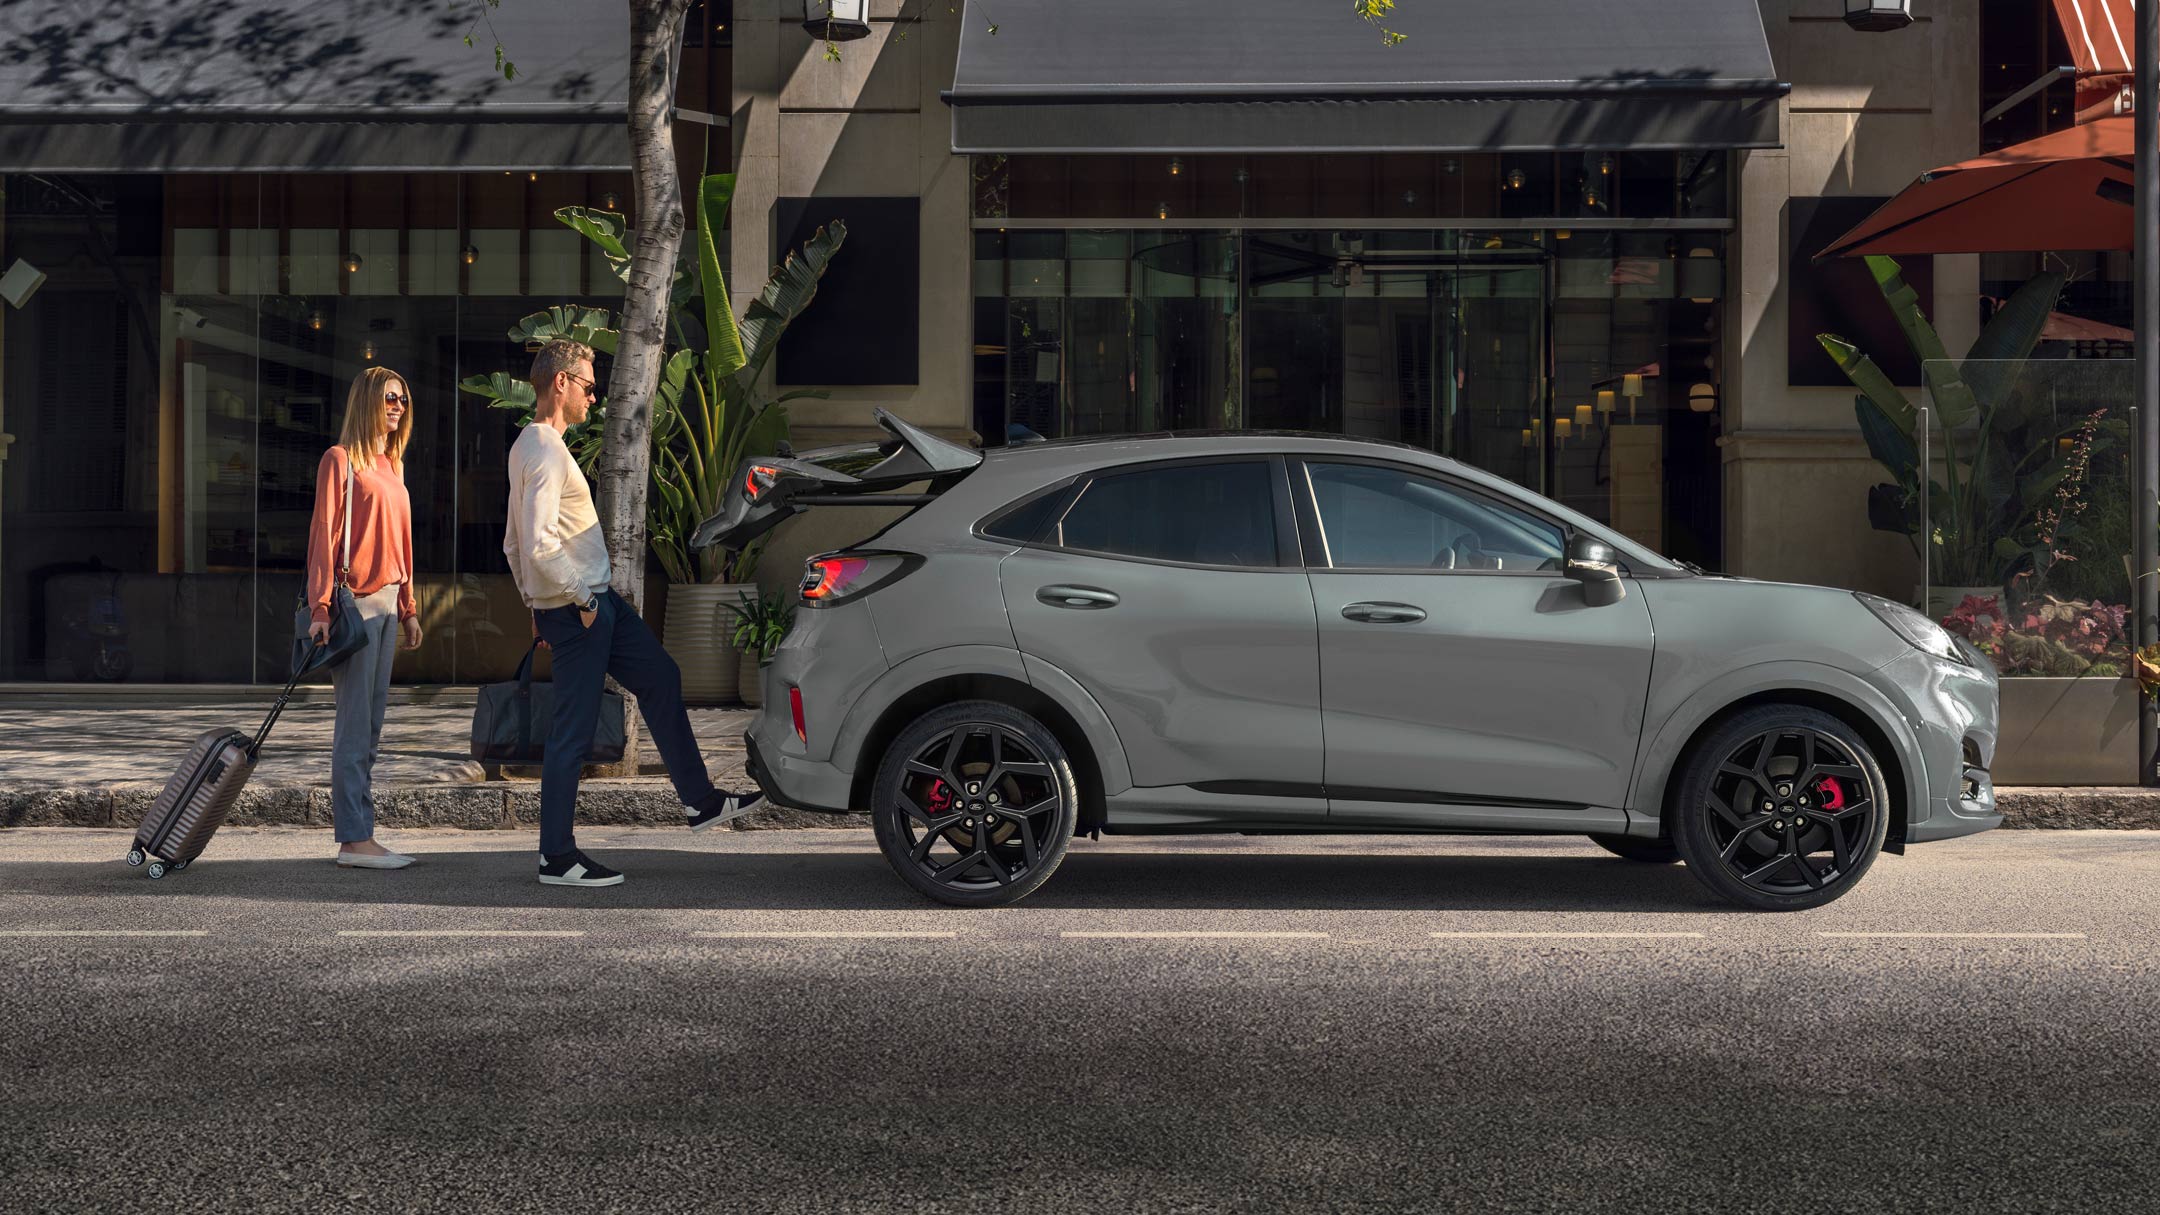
[1917,357,2133,681]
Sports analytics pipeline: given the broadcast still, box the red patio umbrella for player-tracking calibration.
[1817,116,2135,258]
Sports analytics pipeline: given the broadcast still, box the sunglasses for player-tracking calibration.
[564,371,598,399]
[384,392,408,405]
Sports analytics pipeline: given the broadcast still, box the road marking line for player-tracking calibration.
[1061,931,1329,940]
[695,931,958,939]
[335,930,585,938]
[0,930,209,938]
[1429,931,1707,939]
[1816,931,2087,940]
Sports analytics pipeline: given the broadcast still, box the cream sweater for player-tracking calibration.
[503,423,611,609]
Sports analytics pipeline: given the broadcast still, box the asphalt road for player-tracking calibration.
[3,827,2156,1214]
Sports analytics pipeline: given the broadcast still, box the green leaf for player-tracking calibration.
[509,305,618,356]
[1863,255,1978,428]
[698,174,747,383]
[1971,270,2066,364]
[1818,334,1917,435]
[556,206,633,282]
[1855,395,1919,484]
[741,402,791,461]
[654,348,697,421]
[459,371,535,407]
[736,219,847,390]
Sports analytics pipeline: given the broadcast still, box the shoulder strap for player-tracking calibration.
[340,450,354,586]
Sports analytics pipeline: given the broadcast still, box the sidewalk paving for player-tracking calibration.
[2,696,2157,831]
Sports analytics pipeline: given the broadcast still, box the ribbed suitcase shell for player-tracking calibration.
[134,728,257,864]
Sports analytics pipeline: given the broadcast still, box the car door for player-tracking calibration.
[999,456,1325,817]
[1295,458,1654,832]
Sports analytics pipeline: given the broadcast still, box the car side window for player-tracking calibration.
[1052,461,1279,568]
[1305,461,1565,571]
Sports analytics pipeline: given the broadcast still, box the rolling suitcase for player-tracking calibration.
[126,646,318,880]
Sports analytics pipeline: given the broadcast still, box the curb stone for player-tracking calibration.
[3,785,2153,832]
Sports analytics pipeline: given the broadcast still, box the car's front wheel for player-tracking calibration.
[870,701,1079,907]
[1669,706,1890,911]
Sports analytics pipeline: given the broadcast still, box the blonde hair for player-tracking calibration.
[338,366,413,473]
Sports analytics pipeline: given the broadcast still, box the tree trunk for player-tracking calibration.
[596,0,693,777]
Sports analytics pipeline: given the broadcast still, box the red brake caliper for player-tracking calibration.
[1816,776,1846,811]
[925,780,954,815]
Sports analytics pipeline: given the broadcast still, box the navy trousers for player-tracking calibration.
[533,589,715,857]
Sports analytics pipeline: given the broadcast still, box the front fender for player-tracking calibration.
[1623,660,1925,840]
[830,645,1135,798]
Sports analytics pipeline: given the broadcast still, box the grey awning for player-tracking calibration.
[0,0,631,171]
[948,0,1787,154]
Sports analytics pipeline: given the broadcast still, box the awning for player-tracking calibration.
[0,0,631,172]
[2051,1,2139,122]
[947,0,1786,155]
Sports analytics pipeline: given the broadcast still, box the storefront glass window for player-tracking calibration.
[1,170,628,684]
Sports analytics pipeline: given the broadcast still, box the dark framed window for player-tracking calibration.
[1051,460,1279,568]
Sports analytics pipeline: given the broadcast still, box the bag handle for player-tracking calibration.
[338,451,355,589]
[514,638,542,690]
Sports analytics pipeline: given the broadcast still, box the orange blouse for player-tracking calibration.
[306,446,417,623]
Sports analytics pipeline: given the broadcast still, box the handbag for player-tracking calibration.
[470,640,627,764]
[292,454,371,677]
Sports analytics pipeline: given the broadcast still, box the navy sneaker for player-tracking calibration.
[687,789,766,833]
[537,849,624,888]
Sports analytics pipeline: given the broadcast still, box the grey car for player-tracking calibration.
[696,410,2000,912]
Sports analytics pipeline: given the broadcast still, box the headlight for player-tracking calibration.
[1855,593,1969,665]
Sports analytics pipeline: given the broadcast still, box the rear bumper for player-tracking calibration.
[744,725,857,815]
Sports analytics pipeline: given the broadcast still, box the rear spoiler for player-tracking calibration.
[689,409,982,551]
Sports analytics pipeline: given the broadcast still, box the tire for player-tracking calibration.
[146,861,168,880]
[1668,705,1891,912]
[125,847,146,868]
[1587,834,1681,864]
[871,700,1079,908]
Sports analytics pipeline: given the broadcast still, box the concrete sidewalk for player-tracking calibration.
[0,694,846,831]
[2,695,2157,831]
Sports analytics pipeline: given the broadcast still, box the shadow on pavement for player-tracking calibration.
[7,847,1730,913]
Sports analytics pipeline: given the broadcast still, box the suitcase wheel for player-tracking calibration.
[146,861,169,880]
[126,847,146,868]
[171,859,191,872]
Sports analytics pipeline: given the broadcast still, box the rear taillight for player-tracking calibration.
[789,685,807,743]
[800,555,873,602]
[744,464,781,501]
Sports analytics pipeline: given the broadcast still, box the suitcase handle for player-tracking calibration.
[251,642,324,757]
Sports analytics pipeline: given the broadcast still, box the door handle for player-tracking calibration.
[1038,584,1121,610]
[1341,601,1426,624]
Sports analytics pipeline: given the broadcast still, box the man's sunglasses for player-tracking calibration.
[564,371,598,398]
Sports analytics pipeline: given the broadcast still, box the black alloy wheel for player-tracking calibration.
[871,701,1079,907]
[1670,705,1890,911]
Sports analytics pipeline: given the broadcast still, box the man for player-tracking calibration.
[505,338,763,887]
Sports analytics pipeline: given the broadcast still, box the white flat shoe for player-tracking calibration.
[336,852,415,870]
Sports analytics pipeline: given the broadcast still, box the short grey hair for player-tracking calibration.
[531,338,595,393]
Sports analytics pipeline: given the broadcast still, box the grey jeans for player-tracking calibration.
[329,583,403,843]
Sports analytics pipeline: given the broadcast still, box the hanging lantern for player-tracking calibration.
[600,192,620,211]
[1168,157,1184,177]
[343,252,362,273]
[1506,168,1527,190]
[801,0,871,42]
[308,310,324,332]
[1689,383,1717,413]
[1842,1,1913,33]
[462,244,479,266]
[361,340,376,361]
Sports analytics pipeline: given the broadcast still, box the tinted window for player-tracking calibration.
[981,485,1071,543]
[1306,462,1564,571]
[1055,461,1278,567]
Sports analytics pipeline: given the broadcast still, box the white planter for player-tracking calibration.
[1994,676,2140,786]
[664,582,756,706]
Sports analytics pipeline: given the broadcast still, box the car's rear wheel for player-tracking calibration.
[871,701,1078,907]
[1587,834,1680,864]
[1669,705,1890,911]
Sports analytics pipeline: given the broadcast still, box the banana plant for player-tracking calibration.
[459,173,847,585]
[1817,256,2117,594]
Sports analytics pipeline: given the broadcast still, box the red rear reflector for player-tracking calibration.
[789,685,807,743]
[800,555,872,602]
[744,464,780,500]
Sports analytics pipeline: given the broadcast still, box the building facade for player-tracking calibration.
[0,1,2119,686]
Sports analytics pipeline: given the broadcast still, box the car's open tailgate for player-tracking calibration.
[689,408,982,551]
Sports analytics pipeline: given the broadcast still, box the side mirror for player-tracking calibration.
[1565,534,1626,607]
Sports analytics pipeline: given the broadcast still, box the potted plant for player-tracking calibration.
[725,591,795,709]
[461,174,845,703]
[1816,259,2123,619]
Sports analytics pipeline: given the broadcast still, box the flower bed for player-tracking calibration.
[1940,593,2129,679]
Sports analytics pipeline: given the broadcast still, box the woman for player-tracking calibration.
[306,367,424,870]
